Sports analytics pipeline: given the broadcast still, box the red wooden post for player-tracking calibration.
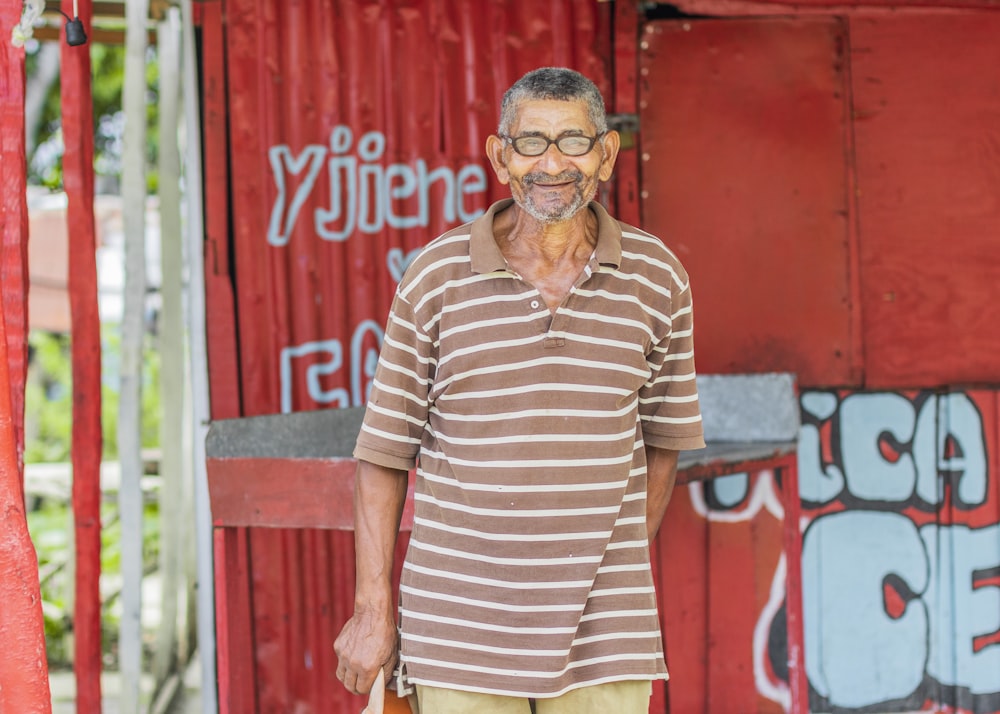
[612,0,641,227]
[60,1,104,709]
[778,455,809,714]
[0,0,30,479]
[0,15,51,707]
[0,308,53,713]
[200,3,255,710]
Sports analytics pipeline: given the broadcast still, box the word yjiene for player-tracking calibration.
[268,126,488,246]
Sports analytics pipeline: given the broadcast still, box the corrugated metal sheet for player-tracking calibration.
[211,2,611,710]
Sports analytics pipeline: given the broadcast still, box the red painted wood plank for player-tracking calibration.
[657,484,710,713]
[850,13,1000,388]
[201,3,254,710]
[639,17,856,388]
[213,527,257,714]
[612,0,641,227]
[201,0,241,422]
[705,487,763,712]
[777,457,809,714]
[0,1,29,478]
[207,457,416,530]
[60,3,104,710]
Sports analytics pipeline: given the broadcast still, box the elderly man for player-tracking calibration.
[335,67,705,714]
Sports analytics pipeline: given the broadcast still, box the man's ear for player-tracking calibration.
[486,135,511,185]
[598,130,621,182]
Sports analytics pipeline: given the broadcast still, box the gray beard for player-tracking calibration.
[516,172,596,224]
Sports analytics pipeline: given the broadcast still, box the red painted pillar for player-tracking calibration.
[0,8,53,710]
[0,0,30,480]
[612,0,641,228]
[60,2,104,710]
[0,314,52,712]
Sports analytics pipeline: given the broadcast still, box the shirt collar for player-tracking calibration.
[469,199,623,274]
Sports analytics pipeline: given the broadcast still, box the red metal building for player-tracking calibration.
[197,1,1000,712]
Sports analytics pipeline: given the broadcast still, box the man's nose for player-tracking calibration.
[535,142,571,173]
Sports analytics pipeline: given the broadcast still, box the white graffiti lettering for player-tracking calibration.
[802,512,1000,708]
[799,392,988,508]
[796,389,999,711]
[279,321,386,413]
[267,126,488,246]
[702,389,999,712]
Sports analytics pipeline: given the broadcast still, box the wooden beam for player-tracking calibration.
[45,1,133,20]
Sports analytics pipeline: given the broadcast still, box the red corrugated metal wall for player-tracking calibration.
[207,2,613,710]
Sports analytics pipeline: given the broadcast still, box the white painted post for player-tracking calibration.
[119,0,150,710]
[152,6,184,698]
[180,1,219,710]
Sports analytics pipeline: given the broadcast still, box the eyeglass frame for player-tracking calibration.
[499,131,608,157]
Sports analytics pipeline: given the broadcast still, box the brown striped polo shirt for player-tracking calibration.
[354,198,705,698]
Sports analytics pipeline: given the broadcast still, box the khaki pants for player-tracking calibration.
[413,680,652,714]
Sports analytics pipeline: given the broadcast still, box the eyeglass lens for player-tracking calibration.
[509,135,598,156]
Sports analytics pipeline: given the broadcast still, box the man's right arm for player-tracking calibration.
[333,458,409,696]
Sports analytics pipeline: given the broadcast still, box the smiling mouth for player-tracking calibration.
[534,181,573,188]
[524,171,584,188]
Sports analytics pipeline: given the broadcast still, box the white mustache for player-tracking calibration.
[522,170,584,186]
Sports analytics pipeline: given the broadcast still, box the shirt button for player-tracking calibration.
[530,300,540,309]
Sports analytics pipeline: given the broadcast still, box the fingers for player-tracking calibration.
[334,612,398,695]
[336,662,380,696]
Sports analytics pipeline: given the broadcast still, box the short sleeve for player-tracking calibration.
[639,279,706,451]
[353,289,436,470]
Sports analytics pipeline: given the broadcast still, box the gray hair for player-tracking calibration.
[498,67,608,137]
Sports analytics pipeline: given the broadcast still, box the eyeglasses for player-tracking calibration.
[501,132,605,157]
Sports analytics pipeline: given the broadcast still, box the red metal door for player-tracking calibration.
[639,17,857,389]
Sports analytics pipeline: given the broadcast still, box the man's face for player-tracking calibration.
[487,99,620,224]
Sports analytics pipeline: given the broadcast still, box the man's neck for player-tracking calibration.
[493,203,598,265]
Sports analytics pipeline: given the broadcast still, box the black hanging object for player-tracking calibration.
[55,8,88,46]
[65,17,87,46]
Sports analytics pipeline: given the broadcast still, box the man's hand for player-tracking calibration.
[334,605,397,696]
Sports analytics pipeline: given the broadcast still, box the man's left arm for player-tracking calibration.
[645,446,680,542]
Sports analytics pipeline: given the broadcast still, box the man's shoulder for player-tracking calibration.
[616,221,691,288]
[395,223,475,299]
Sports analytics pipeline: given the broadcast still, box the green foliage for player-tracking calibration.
[26,41,160,192]
[25,328,163,463]
[25,333,73,463]
[27,498,162,668]
[26,324,165,668]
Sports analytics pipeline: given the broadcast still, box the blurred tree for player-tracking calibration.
[25,39,159,193]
